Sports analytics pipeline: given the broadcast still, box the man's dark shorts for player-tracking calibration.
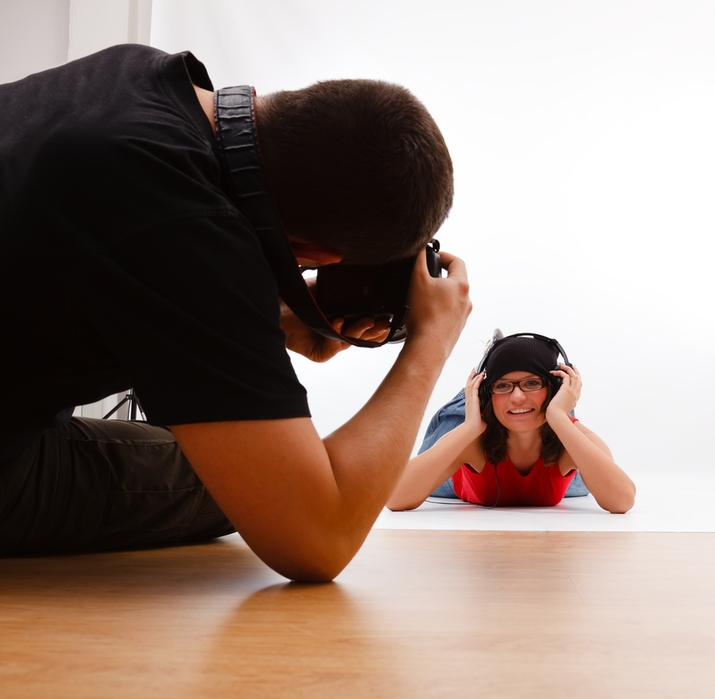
[0,418,235,555]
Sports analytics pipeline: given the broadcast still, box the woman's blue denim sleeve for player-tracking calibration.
[418,389,467,455]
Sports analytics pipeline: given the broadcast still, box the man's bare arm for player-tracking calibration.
[171,252,471,582]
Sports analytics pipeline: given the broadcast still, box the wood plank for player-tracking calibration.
[1,531,714,698]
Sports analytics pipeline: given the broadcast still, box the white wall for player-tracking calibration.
[151,0,715,479]
[68,0,152,61]
[0,0,153,82]
[0,0,71,84]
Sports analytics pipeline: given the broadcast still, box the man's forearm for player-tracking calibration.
[323,335,452,530]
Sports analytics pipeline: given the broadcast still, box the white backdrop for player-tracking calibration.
[150,0,714,478]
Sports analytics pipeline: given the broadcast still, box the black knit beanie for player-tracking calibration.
[485,336,560,388]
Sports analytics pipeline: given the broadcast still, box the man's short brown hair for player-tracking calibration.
[256,79,454,265]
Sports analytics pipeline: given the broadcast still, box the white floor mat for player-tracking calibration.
[373,478,715,532]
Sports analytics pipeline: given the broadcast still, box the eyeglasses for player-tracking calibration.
[490,377,545,395]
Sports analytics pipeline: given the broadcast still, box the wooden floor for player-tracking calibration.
[1,530,715,698]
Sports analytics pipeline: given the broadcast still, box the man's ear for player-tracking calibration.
[289,241,342,266]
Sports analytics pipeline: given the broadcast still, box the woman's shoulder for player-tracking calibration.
[458,438,488,474]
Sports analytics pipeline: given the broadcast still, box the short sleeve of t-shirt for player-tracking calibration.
[77,212,309,426]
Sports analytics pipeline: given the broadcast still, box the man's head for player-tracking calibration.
[255,79,453,265]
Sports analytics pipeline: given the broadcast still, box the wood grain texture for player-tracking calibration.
[1,530,714,698]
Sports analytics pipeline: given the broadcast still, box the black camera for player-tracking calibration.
[314,239,442,343]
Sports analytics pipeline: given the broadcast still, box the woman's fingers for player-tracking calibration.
[551,363,579,382]
[467,369,486,386]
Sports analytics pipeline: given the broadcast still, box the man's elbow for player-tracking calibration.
[264,555,347,583]
[281,561,345,583]
[254,532,362,583]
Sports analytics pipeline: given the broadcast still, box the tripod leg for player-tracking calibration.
[102,395,130,420]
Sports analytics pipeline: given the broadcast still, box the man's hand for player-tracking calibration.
[279,299,391,362]
[403,249,472,358]
[281,249,469,362]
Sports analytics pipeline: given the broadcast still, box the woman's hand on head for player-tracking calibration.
[546,363,582,420]
[464,368,487,437]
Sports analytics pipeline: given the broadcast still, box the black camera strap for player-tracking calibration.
[214,85,395,348]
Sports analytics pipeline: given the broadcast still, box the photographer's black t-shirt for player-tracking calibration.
[0,45,310,462]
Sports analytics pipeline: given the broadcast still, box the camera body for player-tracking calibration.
[314,240,442,343]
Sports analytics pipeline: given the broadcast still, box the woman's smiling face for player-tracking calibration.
[490,371,548,431]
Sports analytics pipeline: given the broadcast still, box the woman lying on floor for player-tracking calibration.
[387,332,636,513]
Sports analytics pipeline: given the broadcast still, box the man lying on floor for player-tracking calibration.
[0,44,471,581]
